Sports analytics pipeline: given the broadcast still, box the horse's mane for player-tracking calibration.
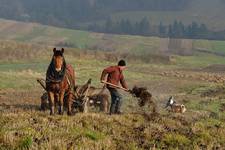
[46,55,66,82]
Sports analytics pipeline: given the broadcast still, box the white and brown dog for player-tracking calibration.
[165,96,186,113]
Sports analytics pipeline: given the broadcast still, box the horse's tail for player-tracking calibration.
[65,64,76,91]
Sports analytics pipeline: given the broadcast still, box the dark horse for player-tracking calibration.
[46,48,75,115]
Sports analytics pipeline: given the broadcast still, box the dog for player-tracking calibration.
[165,96,186,113]
[129,86,156,113]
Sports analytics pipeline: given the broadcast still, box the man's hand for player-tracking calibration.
[101,80,107,83]
[124,88,132,92]
[127,89,132,93]
[128,89,132,93]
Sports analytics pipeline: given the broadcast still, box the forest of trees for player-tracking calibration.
[88,18,225,40]
[0,0,225,40]
[0,0,190,28]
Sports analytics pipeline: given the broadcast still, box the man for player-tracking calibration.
[101,59,129,115]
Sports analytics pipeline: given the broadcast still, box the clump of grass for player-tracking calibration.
[192,131,212,147]
[190,119,225,148]
[162,133,191,148]
[84,130,105,141]
[128,142,139,150]
[17,136,33,150]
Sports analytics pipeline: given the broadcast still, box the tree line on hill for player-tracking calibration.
[0,0,190,23]
[88,18,225,40]
[0,0,225,40]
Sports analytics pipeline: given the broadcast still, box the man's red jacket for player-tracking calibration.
[101,66,128,89]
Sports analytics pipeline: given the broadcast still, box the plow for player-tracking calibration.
[37,78,157,114]
[37,78,91,113]
[37,78,110,113]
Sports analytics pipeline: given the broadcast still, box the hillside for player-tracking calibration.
[0,0,225,30]
[1,18,225,58]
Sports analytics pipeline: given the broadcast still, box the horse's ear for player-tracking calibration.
[87,78,92,84]
[61,48,64,53]
[53,48,56,53]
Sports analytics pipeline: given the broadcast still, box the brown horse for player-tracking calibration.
[46,48,75,115]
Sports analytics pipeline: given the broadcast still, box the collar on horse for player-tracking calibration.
[46,56,66,83]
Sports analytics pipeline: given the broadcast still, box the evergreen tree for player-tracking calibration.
[125,19,133,34]
[177,21,185,38]
[158,21,167,37]
[172,20,179,37]
[139,17,150,36]
[184,24,193,38]
[198,23,208,38]
[168,24,174,38]
[191,21,199,38]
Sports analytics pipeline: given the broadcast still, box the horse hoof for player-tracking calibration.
[67,112,72,116]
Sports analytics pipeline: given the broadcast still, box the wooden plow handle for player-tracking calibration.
[101,81,129,92]
[37,78,47,91]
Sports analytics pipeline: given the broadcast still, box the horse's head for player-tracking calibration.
[53,48,64,72]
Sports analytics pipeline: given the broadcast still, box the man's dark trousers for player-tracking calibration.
[108,87,122,114]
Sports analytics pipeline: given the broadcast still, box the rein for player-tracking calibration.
[37,77,77,99]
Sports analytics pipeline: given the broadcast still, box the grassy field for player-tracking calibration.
[0,22,225,149]
[1,46,225,149]
[193,40,225,54]
[1,18,225,56]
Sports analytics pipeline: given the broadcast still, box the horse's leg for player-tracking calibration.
[67,93,73,116]
[48,92,55,115]
[59,91,65,115]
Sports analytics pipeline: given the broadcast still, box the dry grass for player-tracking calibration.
[0,109,224,149]
[0,37,225,149]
